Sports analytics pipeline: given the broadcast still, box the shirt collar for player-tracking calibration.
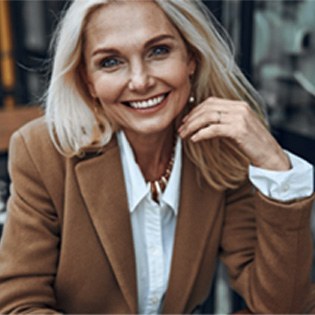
[160,137,181,214]
[117,131,149,212]
[116,131,182,215]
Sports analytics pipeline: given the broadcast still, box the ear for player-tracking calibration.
[188,56,197,77]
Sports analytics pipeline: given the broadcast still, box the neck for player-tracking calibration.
[123,126,175,182]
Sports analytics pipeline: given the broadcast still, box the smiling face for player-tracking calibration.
[83,0,196,139]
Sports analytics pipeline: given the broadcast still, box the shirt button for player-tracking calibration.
[282,183,290,192]
[151,296,159,305]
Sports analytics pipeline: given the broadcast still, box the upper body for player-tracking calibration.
[0,0,314,314]
[0,118,313,314]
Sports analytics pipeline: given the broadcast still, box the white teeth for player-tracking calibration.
[129,94,165,109]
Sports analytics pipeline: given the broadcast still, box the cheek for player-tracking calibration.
[93,76,123,103]
[99,102,125,127]
[162,61,192,88]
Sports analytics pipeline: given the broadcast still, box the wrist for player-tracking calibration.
[254,150,291,171]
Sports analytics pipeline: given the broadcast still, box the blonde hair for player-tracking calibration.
[45,0,266,190]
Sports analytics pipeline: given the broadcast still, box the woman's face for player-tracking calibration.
[83,0,196,138]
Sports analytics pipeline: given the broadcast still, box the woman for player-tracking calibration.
[0,0,314,314]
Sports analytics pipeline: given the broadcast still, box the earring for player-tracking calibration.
[189,95,195,104]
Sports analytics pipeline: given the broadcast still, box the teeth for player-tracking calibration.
[129,94,165,109]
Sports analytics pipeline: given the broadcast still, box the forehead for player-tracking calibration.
[84,1,180,48]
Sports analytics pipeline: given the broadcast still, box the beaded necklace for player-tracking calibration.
[148,143,175,203]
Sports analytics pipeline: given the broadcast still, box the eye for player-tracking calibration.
[149,45,170,58]
[99,57,122,69]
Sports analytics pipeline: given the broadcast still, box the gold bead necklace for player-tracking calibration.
[149,143,176,203]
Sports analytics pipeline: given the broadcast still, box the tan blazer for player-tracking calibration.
[0,118,314,314]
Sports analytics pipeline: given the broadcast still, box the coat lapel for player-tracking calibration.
[75,139,137,313]
[75,137,223,314]
[162,153,224,314]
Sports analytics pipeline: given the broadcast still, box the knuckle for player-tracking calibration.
[205,112,214,121]
[239,101,249,111]
[211,124,220,134]
[207,96,218,103]
[239,114,247,126]
[237,123,247,140]
[240,100,249,108]
[238,103,252,120]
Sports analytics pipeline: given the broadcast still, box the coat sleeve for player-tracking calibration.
[220,180,314,314]
[0,131,63,314]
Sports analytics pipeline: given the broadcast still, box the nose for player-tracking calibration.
[128,61,155,93]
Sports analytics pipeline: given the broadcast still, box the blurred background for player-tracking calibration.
[0,0,315,313]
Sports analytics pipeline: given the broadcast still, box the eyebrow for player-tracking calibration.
[91,34,176,57]
[144,34,176,49]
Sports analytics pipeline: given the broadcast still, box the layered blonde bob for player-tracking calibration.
[45,0,266,190]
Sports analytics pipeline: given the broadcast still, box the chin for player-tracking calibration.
[128,122,174,136]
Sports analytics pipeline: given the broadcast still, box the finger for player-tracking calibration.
[182,98,242,124]
[190,124,231,142]
[179,110,221,133]
[178,110,224,138]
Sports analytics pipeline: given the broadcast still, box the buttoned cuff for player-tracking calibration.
[249,151,314,202]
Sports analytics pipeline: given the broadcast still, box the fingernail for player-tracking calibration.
[191,135,197,142]
[178,129,186,138]
[178,126,185,134]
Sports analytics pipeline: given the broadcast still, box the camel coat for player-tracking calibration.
[0,117,314,314]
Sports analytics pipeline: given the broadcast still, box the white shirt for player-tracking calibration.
[117,131,181,314]
[116,131,313,314]
[249,151,314,201]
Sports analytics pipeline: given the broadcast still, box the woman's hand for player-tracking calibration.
[178,97,291,171]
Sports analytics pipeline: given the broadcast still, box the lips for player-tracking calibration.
[122,93,169,109]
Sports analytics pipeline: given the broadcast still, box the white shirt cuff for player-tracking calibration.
[249,151,314,202]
